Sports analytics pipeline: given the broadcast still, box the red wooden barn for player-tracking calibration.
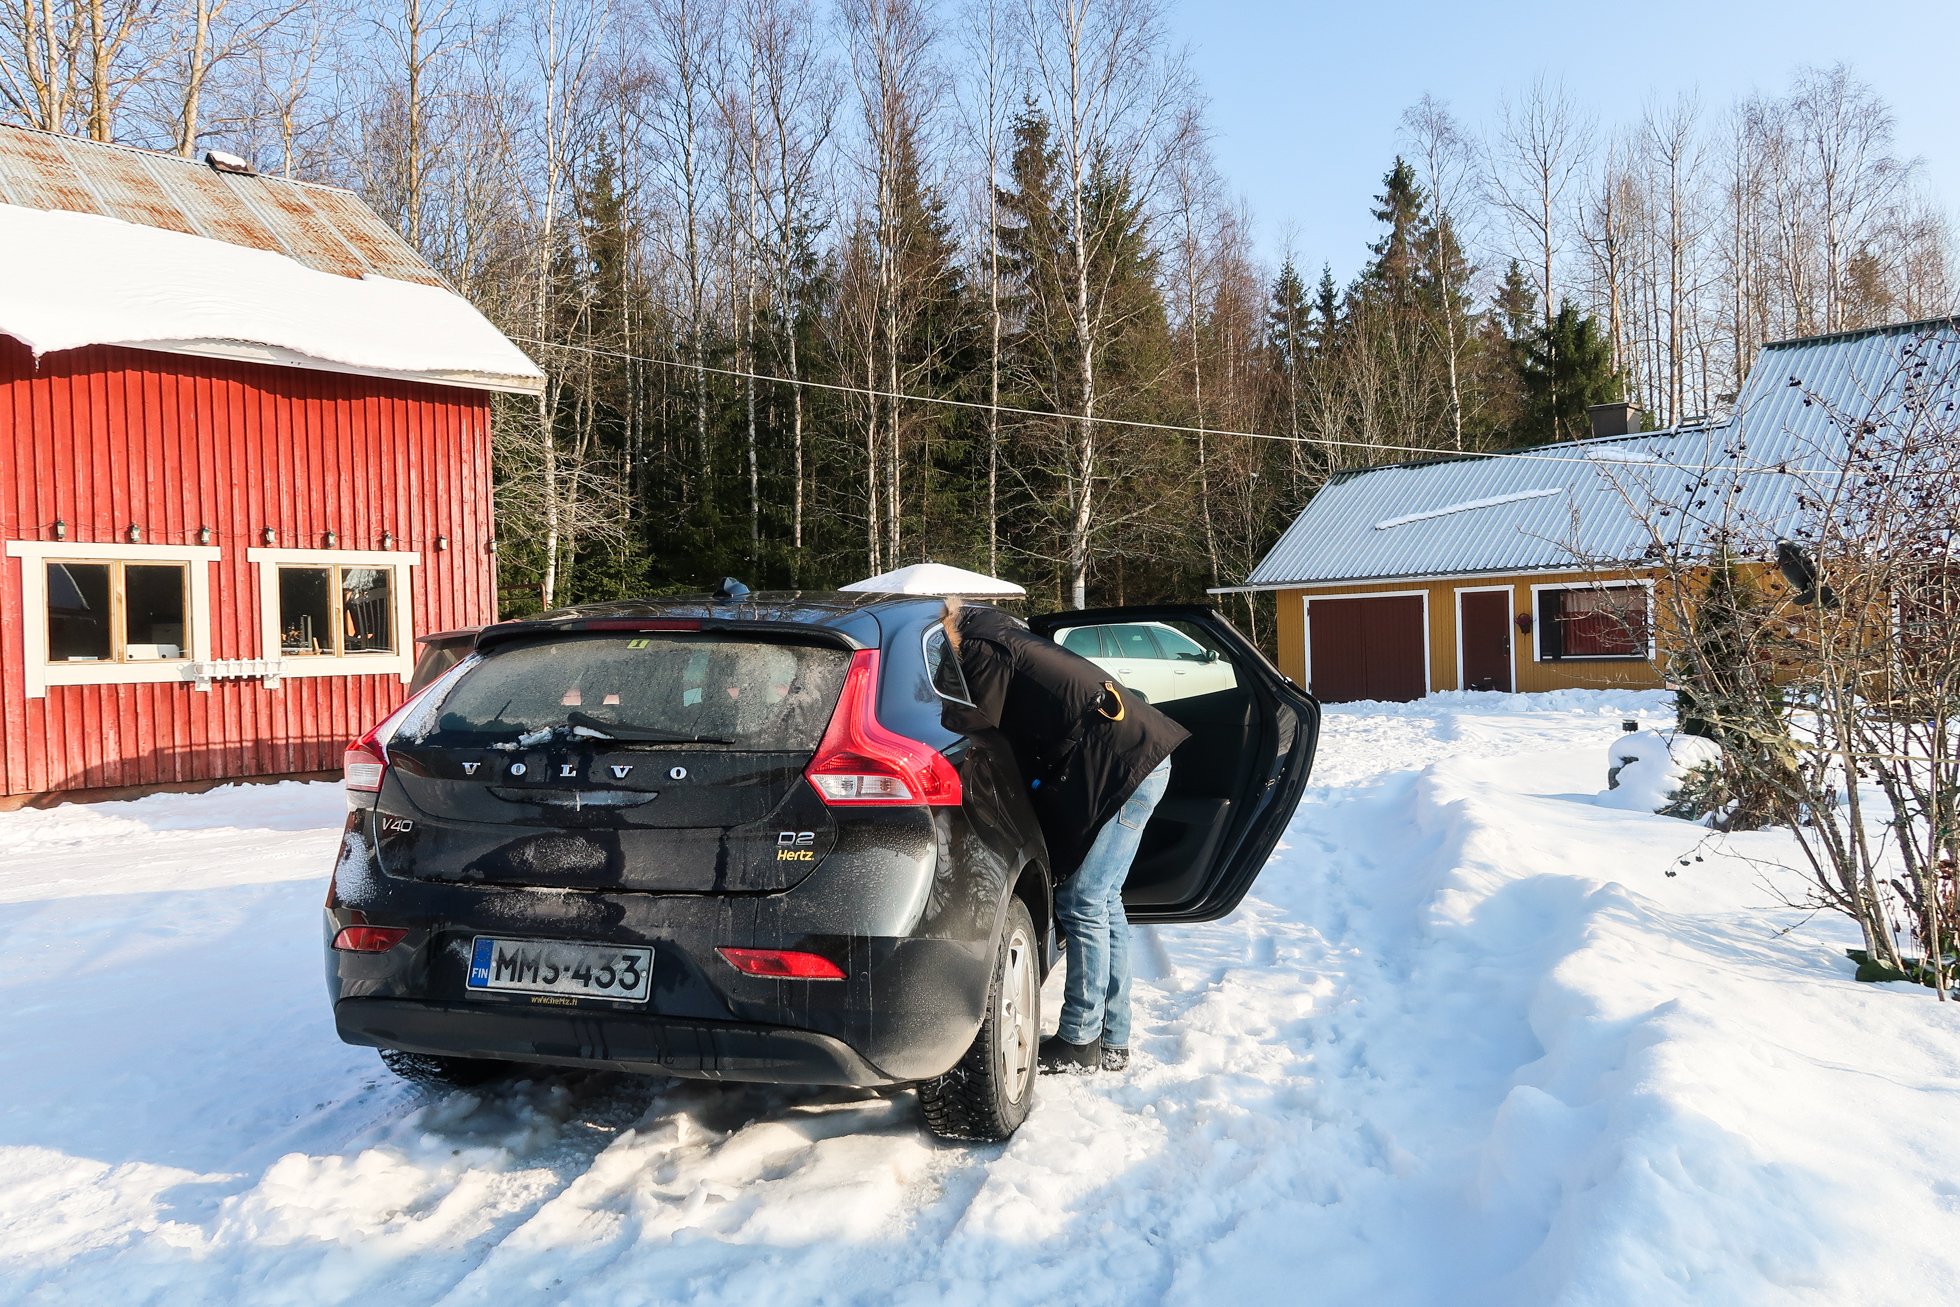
[0,126,544,804]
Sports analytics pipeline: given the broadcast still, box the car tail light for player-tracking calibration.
[716,947,846,980]
[804,649,962,807]
[342,678,444,808]
[332,925,409,952]
[343,736,387,792]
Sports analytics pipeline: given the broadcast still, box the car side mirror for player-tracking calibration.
[1204,648,1221,664]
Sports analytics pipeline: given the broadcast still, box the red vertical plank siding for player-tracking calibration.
[0,335,498,797]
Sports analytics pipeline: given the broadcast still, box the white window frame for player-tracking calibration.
[1300,589,1433,698]
[1528,579,1657,663]
[6,540,222,699]
[1452,584,1516,692]
[248,547,420,684]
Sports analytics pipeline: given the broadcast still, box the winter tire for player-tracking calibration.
[378,1047,514,1089]
[919,896,1039,1142]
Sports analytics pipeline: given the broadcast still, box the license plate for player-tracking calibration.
[466,936,653,1002]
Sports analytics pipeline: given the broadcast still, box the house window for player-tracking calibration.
[277,564,395,656]
[248,547,419,683]
[1536,584,1650,660]
[46,559,192,663]
[5,541,221,698]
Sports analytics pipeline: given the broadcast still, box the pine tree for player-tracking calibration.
[1520,299,1620,445]
[1361,157,1425,309]
[1493,258,1538,347]
[1313,263,1340,351]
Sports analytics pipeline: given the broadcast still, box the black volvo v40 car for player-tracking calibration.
[325,591,1318,1140]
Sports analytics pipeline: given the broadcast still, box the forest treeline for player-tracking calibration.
[5,0,1954,629]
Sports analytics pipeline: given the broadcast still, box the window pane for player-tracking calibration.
[414,635,850,751]
[1561,588,1646,657]
[1060,627,1104,657]
[925,626,972,703]
[341,567,395,654]
[47,563,111,662]
[124,564,188,660]
[1112,625,1159,659]
[1150,625,1208,660]
[279,567,334,655]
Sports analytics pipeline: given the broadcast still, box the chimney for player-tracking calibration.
[1586,400,1641,439]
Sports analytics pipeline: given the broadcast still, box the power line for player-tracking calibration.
[506,332,1913,479]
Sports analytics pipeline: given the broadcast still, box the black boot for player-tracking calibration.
[1101,1045,1130,1072]
[1038,1033,1102,1074]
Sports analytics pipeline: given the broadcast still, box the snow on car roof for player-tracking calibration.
[841,562,1027,596]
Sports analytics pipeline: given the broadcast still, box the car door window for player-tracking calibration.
[1148,624,1208,661]
[1111,625,1159,659]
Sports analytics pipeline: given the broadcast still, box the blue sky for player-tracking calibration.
[1166,0,1960,283]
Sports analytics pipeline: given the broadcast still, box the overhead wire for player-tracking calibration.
[506,333,1886,478]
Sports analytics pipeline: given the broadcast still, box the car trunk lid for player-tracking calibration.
[372,631,851,892]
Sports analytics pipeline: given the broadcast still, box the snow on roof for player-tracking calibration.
[1374,489,1563,531]
[840,562,1028,596]
[0,204,544,393]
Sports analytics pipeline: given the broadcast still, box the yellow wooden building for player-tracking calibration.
[1220,320,1950,703]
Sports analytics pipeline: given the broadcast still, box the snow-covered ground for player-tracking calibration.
[4,692,1958,1305]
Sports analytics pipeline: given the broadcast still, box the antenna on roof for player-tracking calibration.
[203,149,256,176]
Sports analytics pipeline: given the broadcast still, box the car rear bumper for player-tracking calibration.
[336,997,899,1086]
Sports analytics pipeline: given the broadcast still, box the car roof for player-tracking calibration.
[476,591,973,652]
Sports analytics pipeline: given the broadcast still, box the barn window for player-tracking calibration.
[1534,583,1651,660]
[5,541,221,698]
[44,559,190,663]
[248,547,419,683]
[277,564,397,656]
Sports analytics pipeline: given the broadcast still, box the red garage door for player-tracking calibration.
[1307,595,1428,703]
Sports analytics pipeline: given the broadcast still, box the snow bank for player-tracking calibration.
[0,204,543,393]
[1596,728,1723,813]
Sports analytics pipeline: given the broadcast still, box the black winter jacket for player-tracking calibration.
[953,605,1189,880]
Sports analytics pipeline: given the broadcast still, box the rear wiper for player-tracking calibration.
[565,710,732,745]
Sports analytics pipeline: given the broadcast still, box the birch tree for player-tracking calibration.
[1019,0,1190,607]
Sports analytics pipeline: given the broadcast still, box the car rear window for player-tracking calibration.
[408,634,850,750]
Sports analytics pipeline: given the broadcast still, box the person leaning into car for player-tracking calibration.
[945,599,1189,1073]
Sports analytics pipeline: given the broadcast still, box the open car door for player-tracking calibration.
[1028,605,1320,923]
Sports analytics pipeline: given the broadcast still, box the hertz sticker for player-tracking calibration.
[626,638,652,649]
[777,849,815,862]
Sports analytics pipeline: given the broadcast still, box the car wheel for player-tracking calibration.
[919,896,1039,1142]
[377,1047,513,1089]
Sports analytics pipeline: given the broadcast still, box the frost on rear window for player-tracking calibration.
[406,635,849,751]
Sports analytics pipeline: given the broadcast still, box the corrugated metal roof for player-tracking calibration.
[0,125,446,288]
[1241,319,1960,587]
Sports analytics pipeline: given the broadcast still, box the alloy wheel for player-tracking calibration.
[997,924,1037,1102]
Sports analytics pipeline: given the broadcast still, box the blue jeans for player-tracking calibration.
[1055,758,1171,1048]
